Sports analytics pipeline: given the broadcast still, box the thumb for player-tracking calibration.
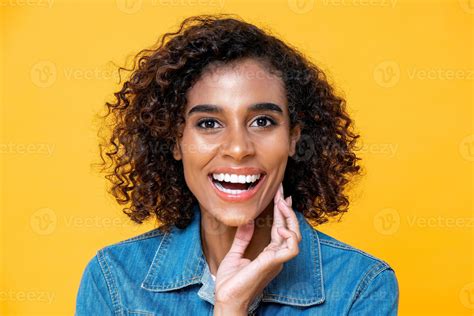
[227,220,255,258]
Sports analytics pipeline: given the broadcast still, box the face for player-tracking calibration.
[173,58,300,227]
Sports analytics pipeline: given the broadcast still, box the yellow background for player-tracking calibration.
[1,0,472,315]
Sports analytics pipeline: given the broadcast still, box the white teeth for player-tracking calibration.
[211,173,262,184]
[214,181,247,195]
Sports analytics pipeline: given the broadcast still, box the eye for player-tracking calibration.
[196,118,222,129]
[250,116,276,128]
[196,116,277,130]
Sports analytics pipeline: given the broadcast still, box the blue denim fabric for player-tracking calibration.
[75,204,399,315]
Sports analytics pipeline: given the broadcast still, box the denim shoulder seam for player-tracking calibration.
[115,228,166,245]
[318,237,389,265]
[312,227,326,303]
[140,231,170,290]
[350,261,391,305]
[97,248,123,316]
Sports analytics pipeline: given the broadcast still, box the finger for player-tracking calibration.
[227,220,255,258]
[279,198,301,242]
[275,227,300,261]
[271,183,286,243]
[273,182,283,205]
[272,183,285,223]
[278,198,302,242]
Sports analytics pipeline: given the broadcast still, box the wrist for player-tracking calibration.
[213,302,248,316]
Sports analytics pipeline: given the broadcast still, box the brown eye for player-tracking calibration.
[196,118,222,129]
[250,116,276,128]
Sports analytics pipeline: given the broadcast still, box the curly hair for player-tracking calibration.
[95,13,363,233]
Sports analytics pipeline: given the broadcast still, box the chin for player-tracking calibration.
[213,206,258,227]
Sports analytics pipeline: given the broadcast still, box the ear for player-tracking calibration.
[289,124,301,157]
[172,141,182,161]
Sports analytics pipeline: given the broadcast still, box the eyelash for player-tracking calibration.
[196,116,277,130]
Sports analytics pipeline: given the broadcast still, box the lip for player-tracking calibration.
[209,167,266,176]
[208,172,267,202]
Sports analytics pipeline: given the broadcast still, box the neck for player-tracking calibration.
[199,202,274,276]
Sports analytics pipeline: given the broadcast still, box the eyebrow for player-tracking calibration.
[187,102,283,116]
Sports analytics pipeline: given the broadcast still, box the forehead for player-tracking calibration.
[185,58,287,110]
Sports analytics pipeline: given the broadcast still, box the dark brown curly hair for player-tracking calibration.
[95,14,363,234]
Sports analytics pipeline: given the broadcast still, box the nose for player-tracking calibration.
[219,127,256,161]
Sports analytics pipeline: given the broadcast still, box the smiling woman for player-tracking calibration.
[75,14,399,316]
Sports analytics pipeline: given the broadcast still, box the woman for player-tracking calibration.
[76,14,399,315]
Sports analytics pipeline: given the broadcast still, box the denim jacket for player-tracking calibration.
[75,204,399,315]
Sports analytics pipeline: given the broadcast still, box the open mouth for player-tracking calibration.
[208,172,266,198]
[211,175,262,193]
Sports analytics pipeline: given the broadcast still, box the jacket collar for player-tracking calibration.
[141,204,326,310]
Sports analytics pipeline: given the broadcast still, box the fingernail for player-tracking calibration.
[289,196,292,205]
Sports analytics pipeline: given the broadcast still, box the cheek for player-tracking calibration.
[179,133,219,180]
[180,129,216,159]
[254,133,292,161]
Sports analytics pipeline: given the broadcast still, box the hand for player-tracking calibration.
[213,182,302,313]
